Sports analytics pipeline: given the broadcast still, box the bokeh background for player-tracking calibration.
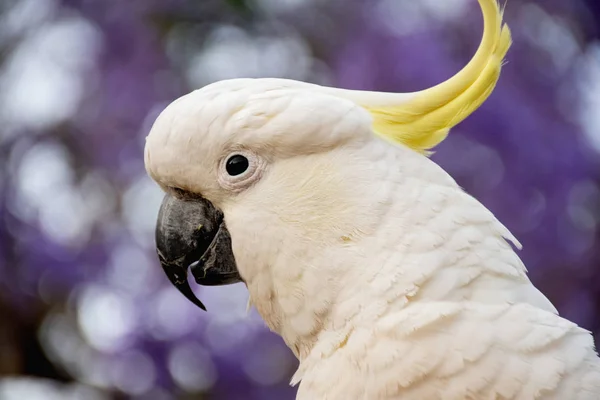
[0,0,599,398]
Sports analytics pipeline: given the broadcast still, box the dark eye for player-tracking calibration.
[225,154,249,176]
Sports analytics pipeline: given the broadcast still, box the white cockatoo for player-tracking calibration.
[144,0,600,398]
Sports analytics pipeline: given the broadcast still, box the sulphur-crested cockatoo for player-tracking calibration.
[144,0,600,398]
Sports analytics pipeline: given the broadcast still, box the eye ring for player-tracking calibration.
[218,150,265,192]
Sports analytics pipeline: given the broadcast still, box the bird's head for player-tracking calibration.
[144,0,511,352]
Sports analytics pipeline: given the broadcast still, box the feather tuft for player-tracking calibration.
[357,0,512,154]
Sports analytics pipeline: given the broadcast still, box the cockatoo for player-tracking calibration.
[144,0,600,398]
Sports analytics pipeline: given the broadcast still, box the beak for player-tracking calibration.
[155,192,242,311]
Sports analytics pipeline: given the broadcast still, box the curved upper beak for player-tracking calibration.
[155,192,242,311]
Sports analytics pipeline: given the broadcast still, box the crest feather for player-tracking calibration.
[333,0,512,154]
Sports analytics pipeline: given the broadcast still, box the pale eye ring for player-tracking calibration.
[218,150,264,192]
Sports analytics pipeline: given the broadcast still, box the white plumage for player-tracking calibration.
[144,1,600,398]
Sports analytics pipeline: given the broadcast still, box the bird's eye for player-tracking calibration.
[225,154,249,176]
[218,150,265,192]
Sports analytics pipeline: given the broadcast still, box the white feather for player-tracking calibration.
[145,78,600,399]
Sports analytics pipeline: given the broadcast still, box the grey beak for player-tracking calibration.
[155,193,242,311]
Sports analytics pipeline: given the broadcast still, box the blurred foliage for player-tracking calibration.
[0,0,599,399]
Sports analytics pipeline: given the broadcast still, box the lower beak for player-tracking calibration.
[155,192,242,311]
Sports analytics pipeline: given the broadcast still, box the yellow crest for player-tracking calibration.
[357,0,511,154]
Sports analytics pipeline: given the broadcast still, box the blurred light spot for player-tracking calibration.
[374,0,468,36]
[0,377,107,400]
[518,190,546,233]
[106,243,158,296]
[242,341,293,386]
[438,135,505,191]
[421,0,469,20]
[204,318,254,354]
[74,350,113,389]
[133,388,172,400]
[40,312,88,376]
[37,271,58,303]
[39,188,90,247]
[183,284,263,352]
[77,285,137,352]
[200,284,252,323]
[13,140,98,247]
[568,180,600,232]
[0,0,56,41]
[255,0,310,13]
[168,341,217,392]
[123,176,165,247]
[13,144,119,248]
[374,0,427,36]
[576,42,600,152]
[149,287,197,340]
[468,145,504,191]
[185,25,311,86]
[0,13,102,134]
[558,214,596,257]
[14,141,73,220]
[519,3,579,73]
[79,172,117,226]
[40,312,114,389]
[110,350,156,395]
